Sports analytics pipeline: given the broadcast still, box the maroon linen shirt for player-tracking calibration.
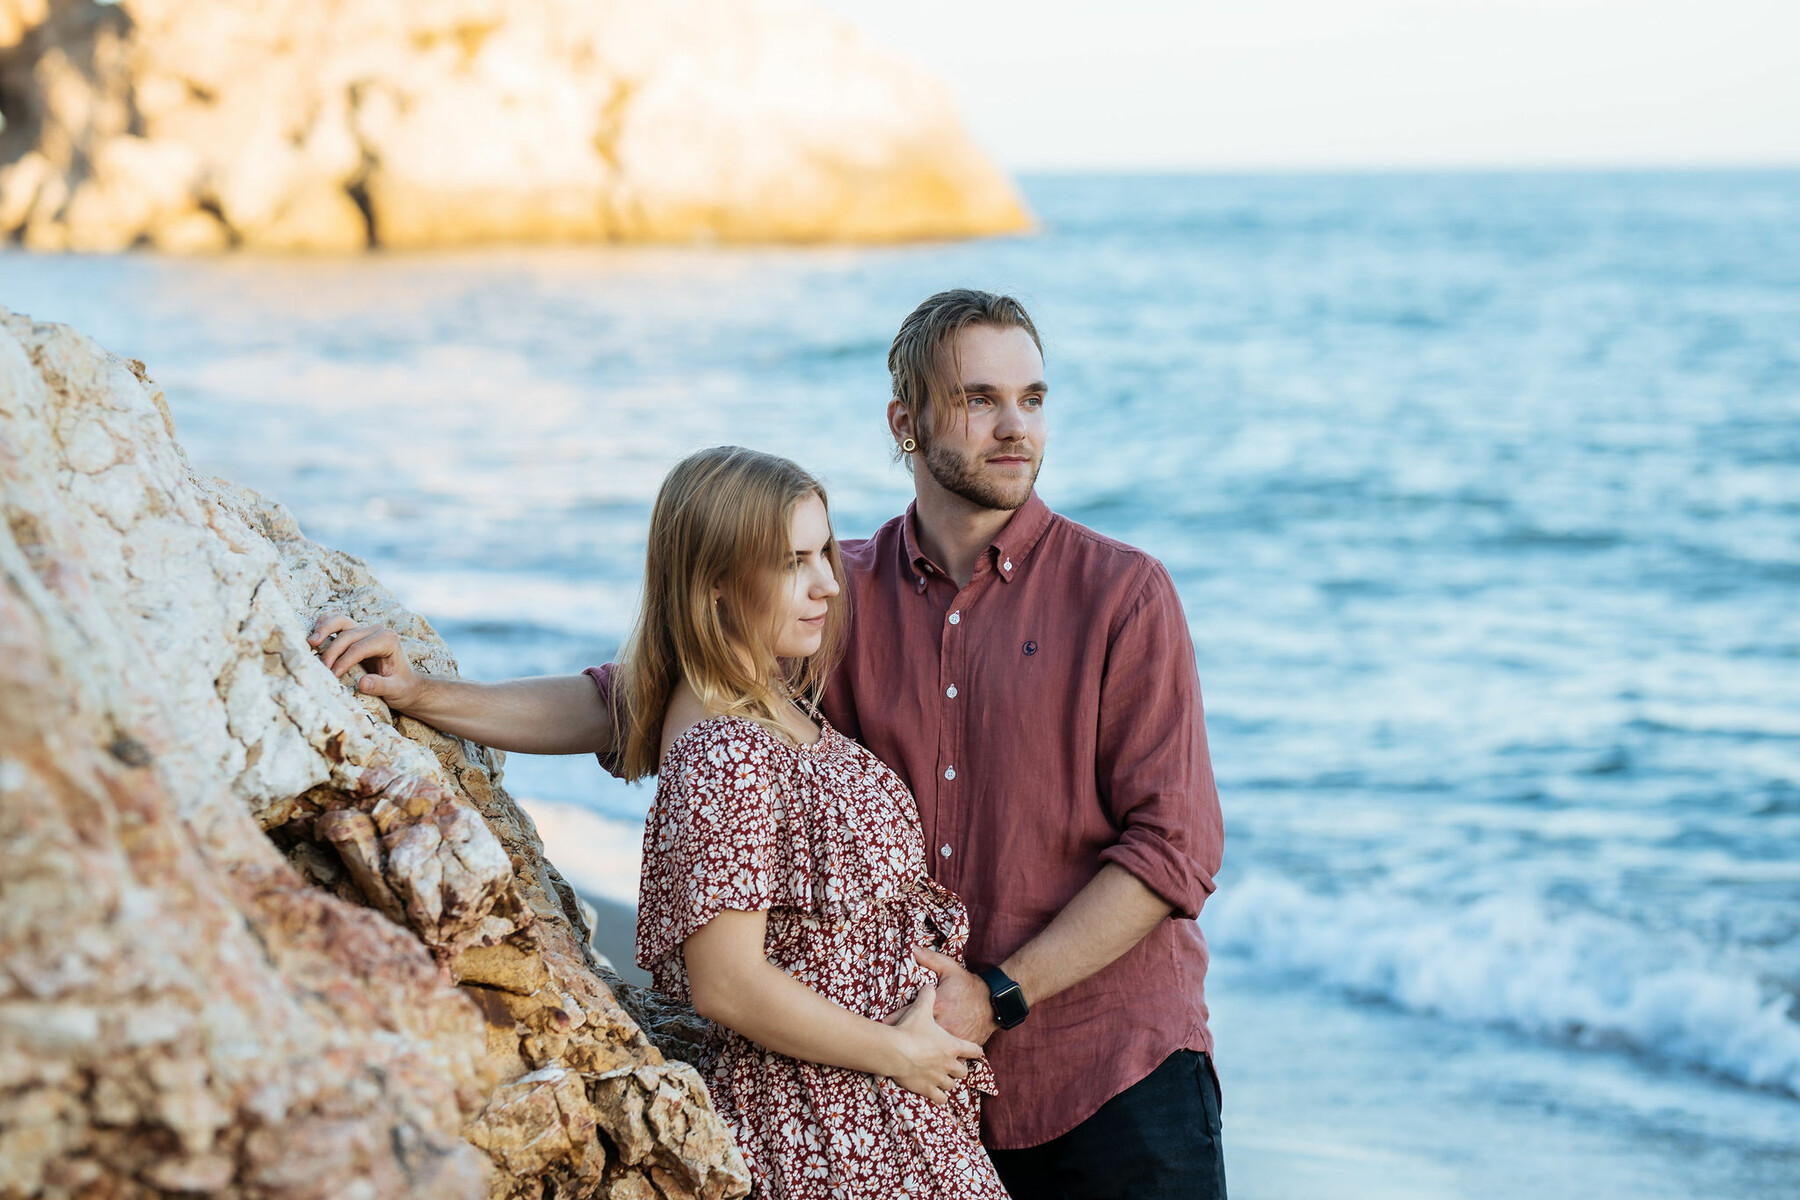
[588,491,1223,1149]
[823,492,1221,1148]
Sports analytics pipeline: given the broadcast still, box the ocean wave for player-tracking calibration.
[1204,872,1800,1097]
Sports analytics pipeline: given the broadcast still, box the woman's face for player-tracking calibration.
[765,493,840,661]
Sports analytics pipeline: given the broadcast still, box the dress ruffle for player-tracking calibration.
[637,717,958,977]
[636,718,817,976]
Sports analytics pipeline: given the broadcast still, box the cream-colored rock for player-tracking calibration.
[0,306,751,1198]
[150,206,231,253]
[242,177,369,252]
[0,148,47,228]
[0,0,1030,252]
[0,0,49,50]
[468,1064,608,1184]
[60,134,202,251]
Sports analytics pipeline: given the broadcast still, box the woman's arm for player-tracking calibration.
[684,909,981,1106]
[308,613,615,755]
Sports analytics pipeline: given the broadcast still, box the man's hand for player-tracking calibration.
[309,613,425,710]
[306,615,614,756]
[914,945,999,1046]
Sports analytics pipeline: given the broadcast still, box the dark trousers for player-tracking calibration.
[987,1050,1227,1200]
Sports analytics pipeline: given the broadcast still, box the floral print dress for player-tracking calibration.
[637,714,1009,1200]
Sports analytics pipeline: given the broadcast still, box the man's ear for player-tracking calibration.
[886,396,913,445]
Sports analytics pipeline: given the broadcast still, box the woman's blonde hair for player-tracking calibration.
[613,446,848,781]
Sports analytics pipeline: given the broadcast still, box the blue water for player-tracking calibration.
[5,170,1799,1197]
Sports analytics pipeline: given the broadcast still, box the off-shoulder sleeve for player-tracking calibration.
[634,720,815,973]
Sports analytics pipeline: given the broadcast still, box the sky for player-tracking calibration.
[813,0,1800,171]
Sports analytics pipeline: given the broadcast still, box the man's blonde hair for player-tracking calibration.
[613,446,847,781]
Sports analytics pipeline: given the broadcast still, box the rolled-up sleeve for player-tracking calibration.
[581,664,627,779]
[1093,561,1223,920]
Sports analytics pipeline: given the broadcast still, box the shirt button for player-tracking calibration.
[946,685,958,699]
[916,576,926,587]
[1003,559,1013,571]
[943,766,956,781]
[948,611,961,625]
[940,844,952,859]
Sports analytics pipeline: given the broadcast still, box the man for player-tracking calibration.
[821,290,1225,1198]
[311,290,1226,1198]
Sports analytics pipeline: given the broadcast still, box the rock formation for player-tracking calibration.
[0,304,750,1198]
[0,0,1031,252]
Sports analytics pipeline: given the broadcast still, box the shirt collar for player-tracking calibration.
[989,490,1053,582]
[902,490,1053,587]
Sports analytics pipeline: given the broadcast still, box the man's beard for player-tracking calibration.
[921,438,1040,512]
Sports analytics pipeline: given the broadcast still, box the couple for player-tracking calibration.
[311,290,1227,1199]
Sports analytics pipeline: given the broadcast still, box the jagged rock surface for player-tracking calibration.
[0,305,750,1198]
[0,0,1030,252]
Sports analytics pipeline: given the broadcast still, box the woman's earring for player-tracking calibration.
[901,437,917,454]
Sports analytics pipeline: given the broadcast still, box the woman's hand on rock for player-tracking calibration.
[308,613,423,709]
[883,984,982,1106]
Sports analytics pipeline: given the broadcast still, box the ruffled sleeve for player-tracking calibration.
[635,718,817,982]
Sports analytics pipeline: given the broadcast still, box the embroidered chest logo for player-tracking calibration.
[1022,640,1038,656]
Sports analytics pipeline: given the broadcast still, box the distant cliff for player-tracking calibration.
[0,305,750,1198]
[0,0,1031,252]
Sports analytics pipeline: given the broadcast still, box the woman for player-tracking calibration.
[313,446,1009,1198]
[611,446,1007,1198]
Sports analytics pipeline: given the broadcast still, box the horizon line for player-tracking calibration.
[1004,160,1800,178]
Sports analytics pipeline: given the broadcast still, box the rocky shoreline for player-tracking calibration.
[0,305,745,1198]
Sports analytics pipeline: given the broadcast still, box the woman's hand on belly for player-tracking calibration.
[686,909,983,1104]
[881,984,984,1106]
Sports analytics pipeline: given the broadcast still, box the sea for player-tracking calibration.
[4,170,1798,1199]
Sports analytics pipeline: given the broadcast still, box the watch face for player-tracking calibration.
[992,983,1028,1028]
[979,966,1029,1028]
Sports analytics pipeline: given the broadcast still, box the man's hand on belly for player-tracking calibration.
[915,945,1000,1046]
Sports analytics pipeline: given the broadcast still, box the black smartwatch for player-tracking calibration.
[977,965,1029,1030]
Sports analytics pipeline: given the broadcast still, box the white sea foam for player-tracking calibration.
[1205,873,1800,1097]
